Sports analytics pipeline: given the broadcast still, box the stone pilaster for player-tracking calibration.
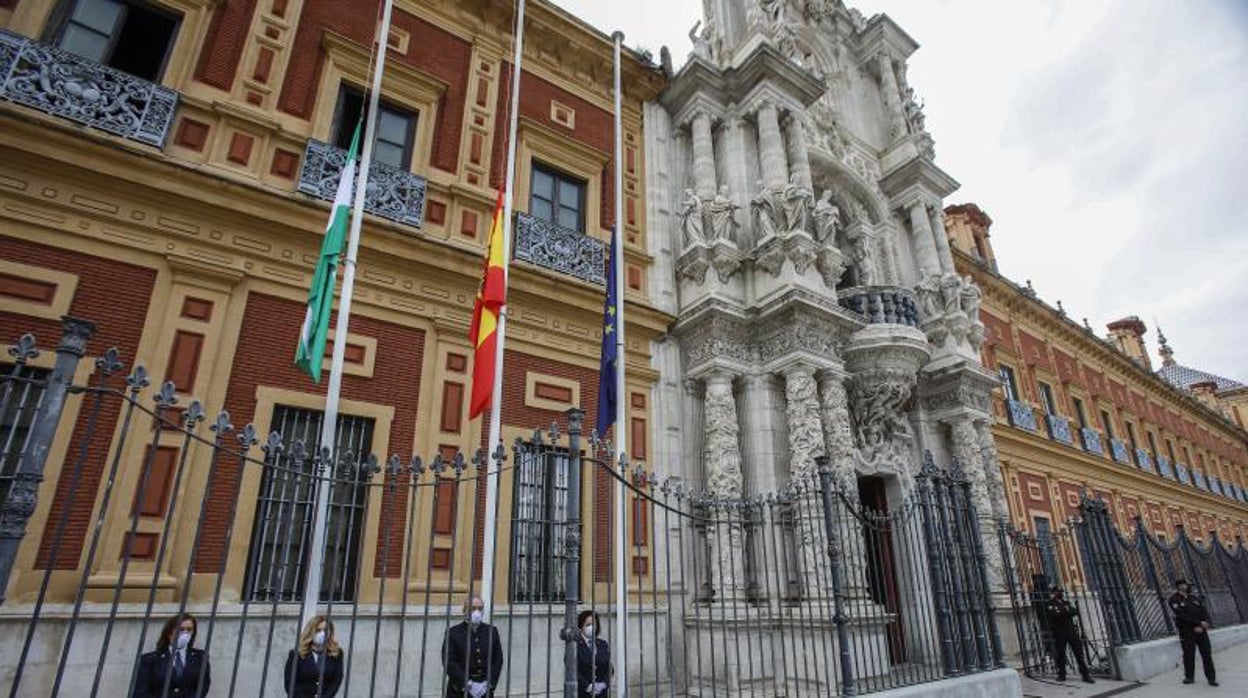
[876,53,908,141]
[755,100,788,189]
[690,110,718,200]
[906,200,940,278]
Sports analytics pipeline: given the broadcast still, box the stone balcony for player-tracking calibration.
[1080,428,1103,456]
[837,286,921,328]
[1046,413,1073,445]
[1005,398,1037,432]
[512,212,605,286]
[1109,439,1130,464]
[298,139,427,227]
[1156,456,1174,480]
[0,29,178,148]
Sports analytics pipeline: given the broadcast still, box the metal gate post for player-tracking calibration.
[0,316,95,603]
[1134,516,1173,633]
[1210,531,1246,624]
[916,452,956,676]
[816,456,856,696]
[561,408,584,698]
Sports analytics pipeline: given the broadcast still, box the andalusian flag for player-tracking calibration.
[295,125,360,383]
[468,190,508,418]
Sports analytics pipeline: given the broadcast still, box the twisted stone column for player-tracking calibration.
[927,203,956,275]
[876,53,908,141]
[703,371,745,597]
[817,370,870,599]
[756,100,788,189]
[691,110,718,200]
[950,418,1006,593]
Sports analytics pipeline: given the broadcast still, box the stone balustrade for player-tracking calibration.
[298,139,428,227]
[837,286,921,327]
[0,29,178,148]
[513,211,606,286]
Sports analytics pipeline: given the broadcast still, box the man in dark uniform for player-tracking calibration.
[1169,578,1217,686]
[1043,586,1094,683]
[443,596,505,697]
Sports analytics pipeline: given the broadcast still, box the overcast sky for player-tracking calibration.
[555,0,1248,384]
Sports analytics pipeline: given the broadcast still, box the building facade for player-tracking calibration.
[945,204,1248,554]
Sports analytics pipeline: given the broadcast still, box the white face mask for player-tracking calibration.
[582,625,595,640]
[469,610,484,625]
[313,630,326,647]
[176,631,191,650]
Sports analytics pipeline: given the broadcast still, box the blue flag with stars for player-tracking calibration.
[595,232,619,439]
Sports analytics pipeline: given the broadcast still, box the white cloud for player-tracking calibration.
[555,0,1248,383]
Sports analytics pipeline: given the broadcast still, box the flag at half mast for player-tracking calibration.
[295,124,360,383]
[595,231,620,438]
[469,190,508,418]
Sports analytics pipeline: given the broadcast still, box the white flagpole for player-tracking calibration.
[481,0,526,620]
[611,30,629,698]
[302,0,395,625]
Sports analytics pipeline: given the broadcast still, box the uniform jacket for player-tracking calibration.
[1169,591,1211,630]
[576,636,612,694]
[131,647,211,698]
[443,621,504,695]
[283,648,344,697]
[1043,597,1080,633]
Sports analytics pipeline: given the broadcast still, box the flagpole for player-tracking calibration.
[481,0,526,621]
[302,0,395,625]
[611,30,629,698]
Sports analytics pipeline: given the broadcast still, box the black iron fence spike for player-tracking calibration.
[8,332,39,362]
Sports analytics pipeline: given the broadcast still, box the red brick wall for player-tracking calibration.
[194,292,424,578]
[0,235,156,569]
[277,3,472,174]
[194,0,259,90]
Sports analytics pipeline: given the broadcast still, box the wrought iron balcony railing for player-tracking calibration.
[1156,456,1174,480]
[1136,449,1154,473]
[1046,414,1073,445]
[0,29,178,148]
[512,211,605,286]
[1175,462,1189,485]
[1109,439,1130,464]
[837,286,921,327]
[298,139,427,227]
[1006,399,1037,432]
[1080,428,1103,456]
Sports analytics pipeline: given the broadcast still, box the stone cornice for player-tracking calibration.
[853,13,921,63]
[661,42,826,126]
[878,157,960,203]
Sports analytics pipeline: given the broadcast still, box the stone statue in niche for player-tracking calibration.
[706,185,740,244]
[812,189,841,243]
[903,87,926,134]
[781,173,813,234]
[750,180,783,240]
[939,273,962,315]
[849,234,874,285]
[678,188,706,248]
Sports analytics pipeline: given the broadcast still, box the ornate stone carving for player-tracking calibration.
[703,373,744,498]
[816,245,847,288]
[750,181,783,240]
[679,316,753,368]
[755,312,842,366]
[781,173,813,234]
[678,188,706,248]
[706,184,740,244]
[812,189,841,243]
[784,366,825,477]
[818,372,857,489]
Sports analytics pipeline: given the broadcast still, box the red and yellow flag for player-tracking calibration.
[468,190,508,419]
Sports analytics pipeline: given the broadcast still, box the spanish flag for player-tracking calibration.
[468,190,508,419]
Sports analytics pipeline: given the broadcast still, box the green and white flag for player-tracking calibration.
[295,124,360,383]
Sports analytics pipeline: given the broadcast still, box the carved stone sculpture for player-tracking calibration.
[678,188,706,248]
[849,233,874,285]
[915,274,942,320]
[818,372,856,490]
[958,275,982,319]
[781,174,813,234]
[703,374,744,498]
[812,189,841,243]
[784,367,825,477]
[689,21,712,61]
[939,273,962,315]
[750,180,783,240]
[706,184,740,244]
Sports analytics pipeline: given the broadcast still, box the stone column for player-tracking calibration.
[927,203,956,275]
[756,100,788,189]
[783,364,827,599]
[702,370,745,597]
[876,53,908,141]
[974,420,1009,520]
[907,200,941,278]
[690,110,718,200]
[817,370,870,599]
[784,112,813,192]
[950,417,1006,593]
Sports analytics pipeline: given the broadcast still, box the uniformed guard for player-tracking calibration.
[1043,586,1094,683]
[1168,578,1218,686]
[443,596,505,697]
[283,614,344,697]
[131,613,211,697]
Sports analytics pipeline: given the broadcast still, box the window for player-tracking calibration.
[999,365,1019,401]
[332,86,418,170]
[1183,446,1193,465]
[1038,381,1058,416]
[510,444,575,603]
[1146,431,1160,460]
[1100,409,1116,440]
[529,162,586,232]
[1166,440,1177,463]
[52,0,179,82]
[0,365,50,505]
[244,406,374,603]
[1071,397,1088,429]
[1126,422,1140,464]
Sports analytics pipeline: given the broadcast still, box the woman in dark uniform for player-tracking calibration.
[284,614,344,697]
[576,610,612,696]
[132,613,211,697]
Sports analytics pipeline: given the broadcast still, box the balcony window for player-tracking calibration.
[1072,397,1088,429]
[332,86,417,171]
[1038,381,1058,417]
[52,0,179,82]
[530,162,586,233]
[999,364,1019,402]
[1100,409,1116,440]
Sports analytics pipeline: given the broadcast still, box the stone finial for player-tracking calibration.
[1157,323,1176,367]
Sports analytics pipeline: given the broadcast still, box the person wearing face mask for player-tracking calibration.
[575,610,612,696]
[1169,578,1217,686]
[132,613,211,697]
[443,597,504,697]
[284,615,344,697]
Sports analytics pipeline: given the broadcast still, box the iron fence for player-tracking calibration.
[0,319,1005,696]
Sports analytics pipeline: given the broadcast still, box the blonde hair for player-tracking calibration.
[297,614,341,658]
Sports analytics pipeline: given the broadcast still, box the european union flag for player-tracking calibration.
[595,232,619,439]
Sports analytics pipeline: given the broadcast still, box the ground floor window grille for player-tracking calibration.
[244,405,374,602]
[0,364,50,505]
[510,445,573,603]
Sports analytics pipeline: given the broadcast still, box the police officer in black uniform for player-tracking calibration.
[1169,578,1218,686]
[443,597,505,697]
[1043,586,1094,683]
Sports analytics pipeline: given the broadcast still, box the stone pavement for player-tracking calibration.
[1020,639,1248,698]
